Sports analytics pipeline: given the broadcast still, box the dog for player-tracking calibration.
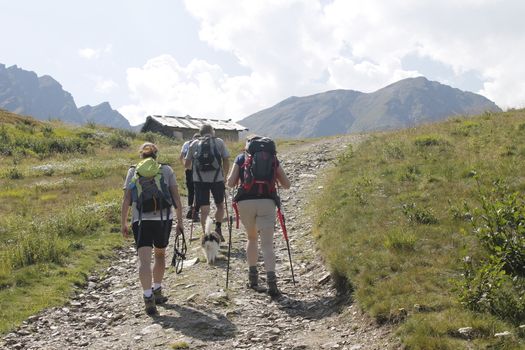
[201,217,221,265]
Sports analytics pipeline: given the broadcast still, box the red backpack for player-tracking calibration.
[241,137,278,197]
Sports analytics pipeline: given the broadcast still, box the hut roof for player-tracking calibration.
[146,115,247,132]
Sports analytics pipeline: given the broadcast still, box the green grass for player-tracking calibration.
[0,110,186,334]
[312,109,525,349]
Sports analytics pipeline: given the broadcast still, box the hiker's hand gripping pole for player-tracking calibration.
[276,189,296,286]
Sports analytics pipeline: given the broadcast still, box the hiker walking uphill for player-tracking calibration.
[227,135,291,297]
[185,124,230,240]
[180,133,201,222]
[121,142,184,315]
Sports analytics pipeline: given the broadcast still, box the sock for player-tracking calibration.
[153,283,162,290]
[143,288,153,298]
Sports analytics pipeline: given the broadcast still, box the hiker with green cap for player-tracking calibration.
[121,142,184,315]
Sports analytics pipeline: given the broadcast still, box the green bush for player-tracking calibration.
[414,135,445,147]
[458,180,525,324]
[108,134,130,149]
[402,203,438,225]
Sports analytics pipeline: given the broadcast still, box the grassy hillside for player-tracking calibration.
[0,110,185,333]
[313,109,525,349]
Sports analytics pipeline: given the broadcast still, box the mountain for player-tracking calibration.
[0,63,130,129]
[78,102,130,129]
[239,77,502,138]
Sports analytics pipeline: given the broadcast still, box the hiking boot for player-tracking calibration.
[216,225,225,242]
[143,294,157,315]
[153,286,168,304]
[186,207,194,219]
[267,271,281,298]
[248,266,258,289]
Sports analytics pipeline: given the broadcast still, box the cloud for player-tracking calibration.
[119,1,525,124]
[78,44,112,60]
[119,55,272,125]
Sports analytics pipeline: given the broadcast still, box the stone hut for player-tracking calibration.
[141,115,248,141]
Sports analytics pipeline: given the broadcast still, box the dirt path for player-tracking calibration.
[1,135,400,350]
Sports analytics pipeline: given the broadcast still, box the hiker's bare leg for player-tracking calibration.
[152,247,166,284]
[137,246,153,290]
[215,202,224,224]
[238,200,259,266]
[200,204,210,233]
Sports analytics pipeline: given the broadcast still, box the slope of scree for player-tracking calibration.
[1,135,400,350]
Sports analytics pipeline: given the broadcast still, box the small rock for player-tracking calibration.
[457,327,474,339]
[495,331,512,337]
[318,273,331,285]
[185,257,200,267]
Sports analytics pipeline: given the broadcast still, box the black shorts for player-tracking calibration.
[194,181,225,207]
[132,220,172,249]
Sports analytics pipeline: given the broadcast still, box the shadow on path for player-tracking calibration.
[274,290,352,320]
[153,303,237,341]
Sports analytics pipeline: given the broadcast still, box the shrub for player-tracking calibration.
[41,125,54,137]
[458,180,525,324]
[4,167,24,180]
[402,203,438,225]
[108,134,130,149]
[414,135,445,147]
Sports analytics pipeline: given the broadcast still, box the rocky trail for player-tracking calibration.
[1,136,399,350]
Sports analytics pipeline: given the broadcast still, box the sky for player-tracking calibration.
[1,0,524,126]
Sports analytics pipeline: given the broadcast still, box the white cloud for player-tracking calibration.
[78,44,112,60]
[120,0,525,124]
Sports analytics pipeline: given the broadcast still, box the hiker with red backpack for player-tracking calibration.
[227,135,291,297]
[121,142,184,315]
[184,124,230,241]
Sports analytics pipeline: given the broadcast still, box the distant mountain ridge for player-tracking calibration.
[0,63,130,129]
[240,77,502,138]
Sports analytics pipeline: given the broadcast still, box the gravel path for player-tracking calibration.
[1,135,400,350]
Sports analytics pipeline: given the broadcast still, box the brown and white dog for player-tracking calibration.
[201,217,221,264]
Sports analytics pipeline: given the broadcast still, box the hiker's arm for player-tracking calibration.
[169,184,184,227]
[179,151,185,166]
[222,156,230,181]
[184,158,192,170]
[276,165,291,189]
[227,163,240,188]
[120,189,132,237]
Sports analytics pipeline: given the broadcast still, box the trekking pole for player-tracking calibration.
[224,189,233,289]
[189,192,196,241]
[276,188,296,286]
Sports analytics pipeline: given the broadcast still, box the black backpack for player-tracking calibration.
[194,136,222,181]
[241,137,278,197]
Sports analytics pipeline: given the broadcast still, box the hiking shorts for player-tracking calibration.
[194,181,225,207]
[237,198,276,233]
[132,220,172,249]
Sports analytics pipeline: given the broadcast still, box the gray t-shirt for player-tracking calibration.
[123,164,177,223]
[185,136,230,182]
